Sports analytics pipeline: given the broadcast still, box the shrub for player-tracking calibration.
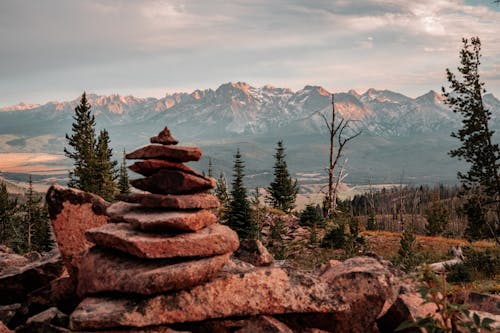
[446,263,472,283]
[299,204,325,227]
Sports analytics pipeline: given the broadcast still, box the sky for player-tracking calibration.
[0,0,499,106]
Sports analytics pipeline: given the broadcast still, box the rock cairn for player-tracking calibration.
[75,127,239,298]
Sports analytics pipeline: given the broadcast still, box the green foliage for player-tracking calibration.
[215,171,230,209]
[226,149,257,239]
[321,223,346,249]
[321,215,364,258]
[0,178,53,254]
[299,204,325,227]
[446,263,472,283]
[462,246,500,279]
[95,129,118,201]
[65,93,118,200]
[463,197,490,241]
[396,266,495,333]
[425,201,449,236]
[250,187,264,240]
[443,37,500,241]
[207,158,214,178]
[268,217,287,259]
[398,224,421,272]
[118,149,130,195]
[267,140,298,213]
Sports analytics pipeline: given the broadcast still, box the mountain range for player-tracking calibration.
[1,82,500,188]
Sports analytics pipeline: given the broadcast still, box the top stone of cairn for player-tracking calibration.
[150,127,179,145]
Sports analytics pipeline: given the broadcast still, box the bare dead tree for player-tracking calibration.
[320,94,361,218]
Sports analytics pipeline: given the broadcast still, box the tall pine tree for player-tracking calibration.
[95,129,118,201]
[226,149,256,239]
[215,171,230,209]
[64,92,98,192]
[0,181,18,246]
[443,37,500,243]
[118,149,130,195]
[267,140,298,213]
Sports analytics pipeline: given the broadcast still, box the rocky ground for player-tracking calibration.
[1,128,499,332]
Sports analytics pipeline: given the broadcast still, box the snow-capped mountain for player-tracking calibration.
[1,82,499,185]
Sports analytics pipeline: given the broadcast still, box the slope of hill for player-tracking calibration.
[0,82,499,186]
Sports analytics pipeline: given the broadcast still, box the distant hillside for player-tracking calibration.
[1,82,498,186]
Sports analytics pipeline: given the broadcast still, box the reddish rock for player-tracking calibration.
[0,321,12,333]
[46,184,109,278]
[130,170,216,195]
[85,223,239,259]
[454,291,500,315]
[116,193,220,210]
[70,258,399,331]
[150,127,179,145]
[235,316,293,333]
[27,275,77,314]
[0,251,64,305]
[235,239,274,267]
[77,248,230,297]
[129,159,200,177]
[126,145,202,162]
[106,202,217,232]
[377,286,438,333]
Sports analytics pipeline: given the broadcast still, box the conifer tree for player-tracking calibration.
[425,201,449,236]
[94,129,118,201]
[20,176,52,253]
[398,224,419,272]
[207,158,214,178]
[226,149,256,239]
[267,140,298,213]
[299,204,325,227]
[0,181,18,246]
[64,92,98,192]
[215,171,230,208]
[118,149,130,195]
[443,37,500,243]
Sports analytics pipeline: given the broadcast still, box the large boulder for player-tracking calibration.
[77,248,230,296]
[46,184,109,279]
[126,145,201,162]
[129,160,200,177]
[234,239,274,267]
[130,170,215,195]
[85,223,239,259]
[0,250,64,305]
[69,257,399,332]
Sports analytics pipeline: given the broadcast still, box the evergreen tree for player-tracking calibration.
[269,217,287,259]
[226,149,256,239]
[299,204,325,227]
[398,224,419,272]
[0,181,18,246]
[250,187,264,240]
[118,149,130,195]
[463,196,490,241]
[20,177,52,253]
[443,37,500,243]
[64,92,98,192]
[94,129,118,201]
[267,140,298,213]
[425,201,449,236]
[366,212,377,231]
[207,158,214,178]
[215,171,230,208]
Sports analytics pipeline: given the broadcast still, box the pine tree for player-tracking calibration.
[215,171,230,208]
[425,201,449,236]
[64,92,98,192]
[0,181,18,246]
[94,129,118,201]
[267,140,298,213]
[17,177,52,253]
[442,37,500,243]
[118,149,130,195]
[207,158,214,178]
[299,204,325,227]
[226,149,256,239]
[398,224,419,272]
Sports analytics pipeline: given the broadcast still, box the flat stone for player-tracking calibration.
[85,223,239,259]
[130,170,215,195]
[129,159,199,177]
[116,193,220,210]
[150,127,179,145]
[69,257,399,331]
[106,202,217,232]
[77,247,230,297]
[46,184,109,279]
[235,316,293,333]
[126,145,201,162]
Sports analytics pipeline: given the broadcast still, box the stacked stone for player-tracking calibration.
[75,127,239,298]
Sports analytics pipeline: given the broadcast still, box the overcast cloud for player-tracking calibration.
[0,0,499,106]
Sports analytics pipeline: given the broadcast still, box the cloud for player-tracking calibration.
[0,0,499,105]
